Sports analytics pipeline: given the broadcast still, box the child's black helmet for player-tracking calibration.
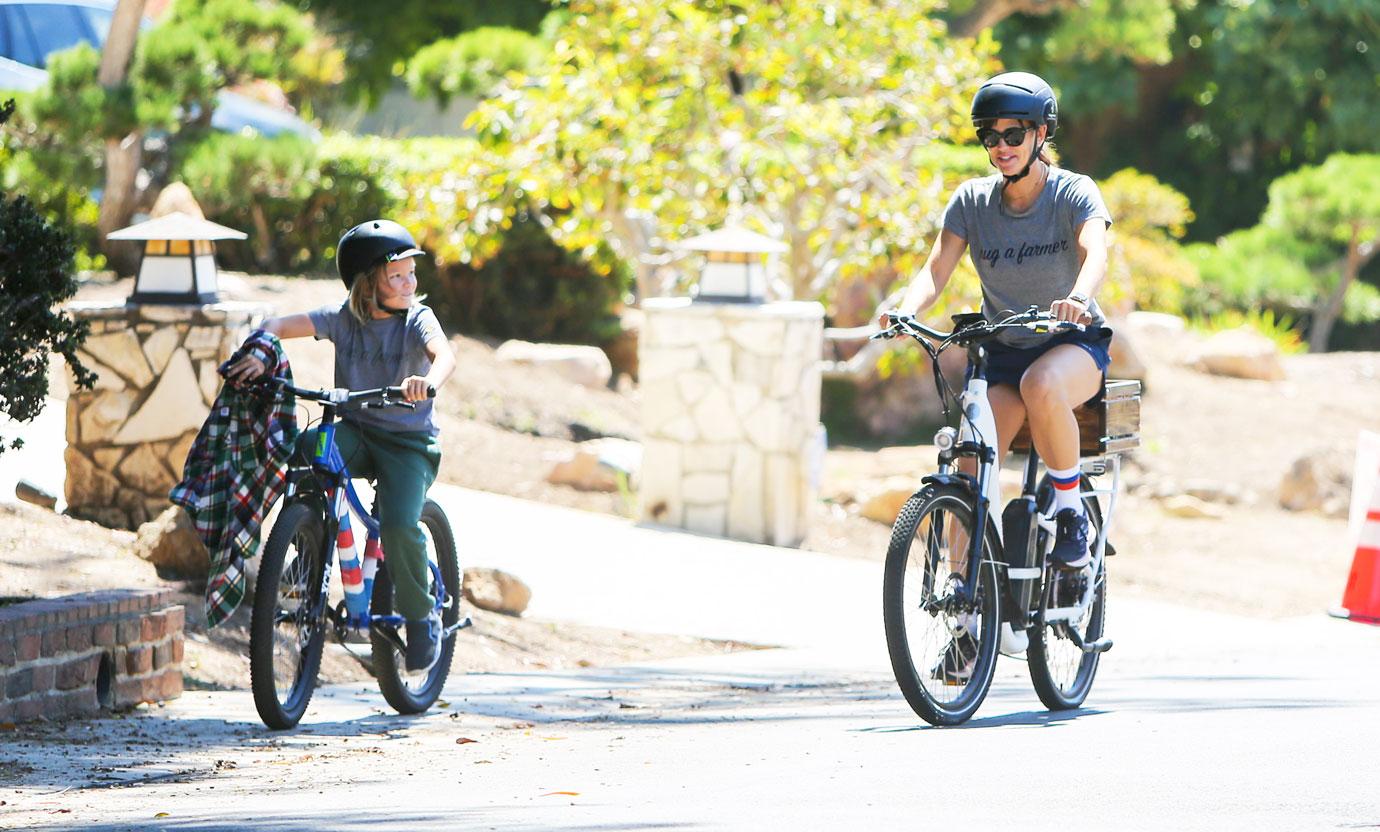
[335,220,425,289]
[971,71,1058,139]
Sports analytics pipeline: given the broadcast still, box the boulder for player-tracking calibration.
[494,340,613,389]
[132,505,211,579]
[1107,325,1148,381]
[1279,450,1351,518]
[546,438,642,492]
[462,567,531,616]
[150,182,206,220]
[602,307,643,381]
[858,477,920,525]
[1193,326,1286,382]
[1125,311,1186,337]
[1159,494,1226,520]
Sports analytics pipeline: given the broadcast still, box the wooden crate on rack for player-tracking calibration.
[1008,378,1140,456]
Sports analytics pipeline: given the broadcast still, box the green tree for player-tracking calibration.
[0,101,95,454]
[1187,155,1380,352]
[993,0,1380,241]
[295,0,551,103]
[468,0,996,309]
[17,0,331,270]
[406,27,547,106]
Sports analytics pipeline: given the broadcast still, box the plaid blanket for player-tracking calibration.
[170,331,298,628]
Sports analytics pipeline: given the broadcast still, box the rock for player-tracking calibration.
[132,505,211,579]
[113,349,209,444]
[78,331,154,388]
[547,438,643,492]
[1181,478,1244,505]
[1160,494,1227,520]
[494,340,613,389]
[116,444,178,497]
[1193,326,1286,381]
[69,506,130,529]
[462,568,531,616]
[1107,325,1148,381]
[859,478,919,525]
[64,446,121,508]
[1125,311,1186,337]
[1279,450,1352,515]
[15,479,57,510]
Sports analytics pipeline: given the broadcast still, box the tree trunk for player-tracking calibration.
[98,135,144,276]
[1307,225,1376,353]
[947,0,1077,38]
[96,0,147,274]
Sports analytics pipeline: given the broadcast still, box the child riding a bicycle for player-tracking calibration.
[883,71,1112,570]
[226,219,457,671]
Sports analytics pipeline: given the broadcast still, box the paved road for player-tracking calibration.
[5,484,1380,830]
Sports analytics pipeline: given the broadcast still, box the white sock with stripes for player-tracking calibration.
[1048,464,1084,515]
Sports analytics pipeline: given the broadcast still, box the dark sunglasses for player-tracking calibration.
[977,126,1031,148]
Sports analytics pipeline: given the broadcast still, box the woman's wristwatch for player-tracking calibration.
[1067,292,1090,306]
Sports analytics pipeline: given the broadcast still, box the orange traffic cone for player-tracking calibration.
[1333,486,1380,625]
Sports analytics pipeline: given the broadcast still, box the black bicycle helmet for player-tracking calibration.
[335,219,426,289]
[970,71,1058,137]
[971,71,1058,185]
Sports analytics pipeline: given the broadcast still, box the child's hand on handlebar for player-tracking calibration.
[1050,295,1093,325]
[400,375,433,402]
[224,353,266,383]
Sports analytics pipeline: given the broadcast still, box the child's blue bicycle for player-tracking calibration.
[248,378,470,730]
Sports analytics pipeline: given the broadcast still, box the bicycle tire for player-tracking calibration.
[372,499,461,715]
[249,501,329,730]
[883,484,1002,726]
[1027,476,1107,710]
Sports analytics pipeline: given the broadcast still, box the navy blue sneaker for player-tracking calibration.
[1050,509,1092,569]
[405,614,440,672]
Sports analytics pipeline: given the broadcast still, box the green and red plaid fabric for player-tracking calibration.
[170,331,298,628]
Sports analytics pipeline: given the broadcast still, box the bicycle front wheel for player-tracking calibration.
[882,484,1002,726]
[250,501,329,730]
[372,499,461,715]
[1027,479,1107,710]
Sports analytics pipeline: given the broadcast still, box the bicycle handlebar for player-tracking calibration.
[250,377,436,409]
[871,306,1085,348]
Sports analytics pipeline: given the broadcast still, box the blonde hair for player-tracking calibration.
[346,262,427,323]
[347,264,385,323]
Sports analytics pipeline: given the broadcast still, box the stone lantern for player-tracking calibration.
[108,212,247,304]
[679,225,787,304]
[61,213,267,530]
[638,227,825,547]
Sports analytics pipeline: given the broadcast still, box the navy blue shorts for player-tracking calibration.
[975,326,1113,391]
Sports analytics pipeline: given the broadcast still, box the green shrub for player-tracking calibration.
[0,100,95,453]
[173,131,396,273]
[422,209,630,346]
[406,27,546,105]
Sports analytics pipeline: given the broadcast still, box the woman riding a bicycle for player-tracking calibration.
[883,71,1113,569]
[226,219,457,672]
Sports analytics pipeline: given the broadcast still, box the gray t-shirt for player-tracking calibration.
[942,167,1112,347]
[308,302,445,435]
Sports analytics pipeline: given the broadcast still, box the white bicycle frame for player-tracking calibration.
[951,364,1123,648]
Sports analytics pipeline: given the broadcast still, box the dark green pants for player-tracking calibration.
[298,422,441,621]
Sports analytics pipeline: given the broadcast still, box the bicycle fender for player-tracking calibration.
[921,472,979,494]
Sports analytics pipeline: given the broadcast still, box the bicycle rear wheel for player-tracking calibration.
[882,484,1001,726]
[250,501,329,730]
[372,499,461,715]
[1027,478,1107,710]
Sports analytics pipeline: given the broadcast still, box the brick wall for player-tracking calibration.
[0,589,184,723]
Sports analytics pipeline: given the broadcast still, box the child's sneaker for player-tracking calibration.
[404,613,441,671]
[1050,509,1092,569]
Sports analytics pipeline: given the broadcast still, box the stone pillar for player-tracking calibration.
[63,300,270,529]
[639,298,825,547]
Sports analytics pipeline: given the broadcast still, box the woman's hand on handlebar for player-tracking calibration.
[1050,295,1093,325]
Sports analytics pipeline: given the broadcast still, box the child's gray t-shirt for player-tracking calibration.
[307,302,445,435]
[942,167,1112,347]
